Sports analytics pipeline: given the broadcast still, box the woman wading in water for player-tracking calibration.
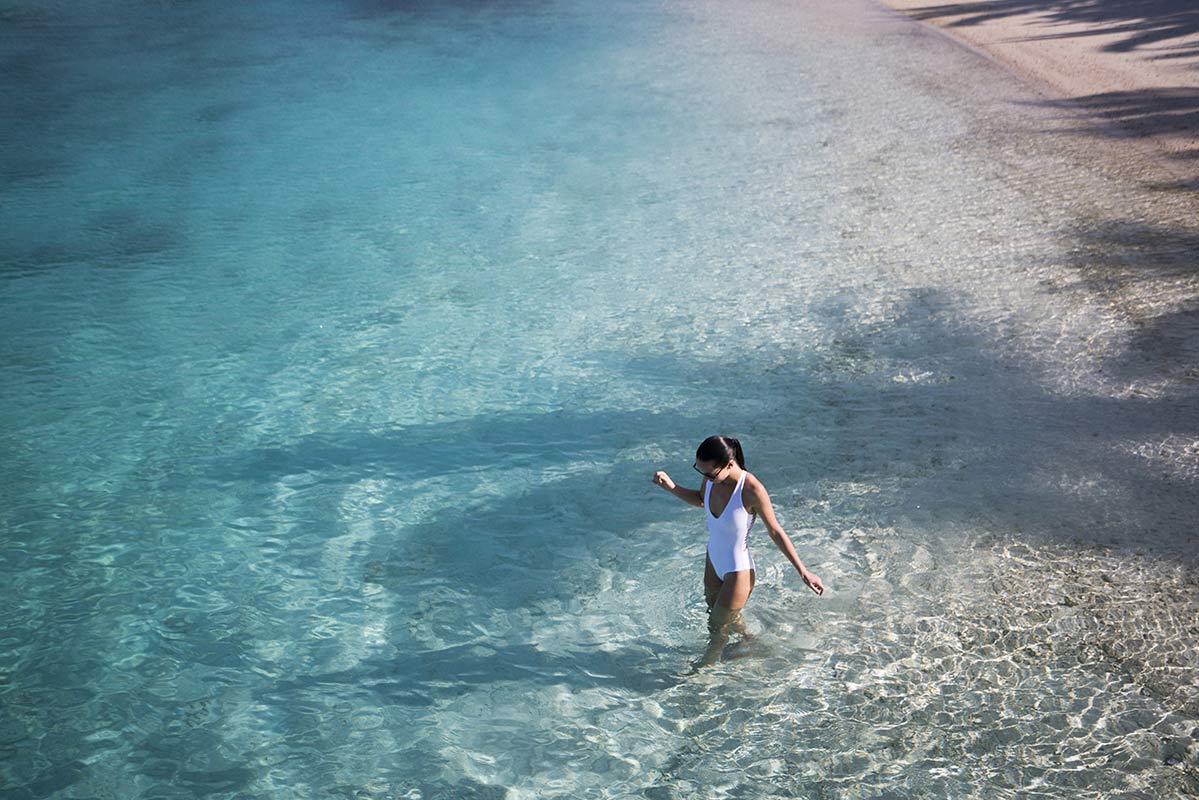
[653,435,824,666]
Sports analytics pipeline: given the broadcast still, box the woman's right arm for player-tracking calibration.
[652,471,704,507]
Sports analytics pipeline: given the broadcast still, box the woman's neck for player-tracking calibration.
[717,465,743,485]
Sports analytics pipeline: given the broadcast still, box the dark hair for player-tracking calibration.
[696,435,745,469]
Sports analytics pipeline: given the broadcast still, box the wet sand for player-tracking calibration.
[878,0,1199,186]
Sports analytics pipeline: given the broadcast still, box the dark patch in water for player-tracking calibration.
[140,135,234,188]
[188,134,232,158]
[415,779,508,800]
[293,202,339,226]
[184,45,304,74]
[0,4,59,29]
[90,205,141,232]
[1,214,184,275]
[338,0,549,24]
[24,761,85,798]
[176,767,256,794]
[268,637,684,711]
[0,151,68,184]
[21,242,84,268]
[1,48,72,135]
[129,728,255,793]
[194,100,249,125]
[111,223,186,258]
[0,47,53,84]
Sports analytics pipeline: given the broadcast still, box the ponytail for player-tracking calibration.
[696,435,746,469]
[729,437,745,469]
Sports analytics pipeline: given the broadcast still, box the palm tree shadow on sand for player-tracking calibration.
[906,0,1199,60]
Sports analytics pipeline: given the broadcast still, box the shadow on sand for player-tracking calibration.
[1024,86,1199,169]
[905,1,1199,185]
[905,0,1199,59]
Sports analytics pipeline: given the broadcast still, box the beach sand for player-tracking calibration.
[877,0,1199,186]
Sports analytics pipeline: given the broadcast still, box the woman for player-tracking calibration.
[653,435,824,665]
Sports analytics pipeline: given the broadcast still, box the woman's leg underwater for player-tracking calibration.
[700,569,756,667]
[703,555,722,612]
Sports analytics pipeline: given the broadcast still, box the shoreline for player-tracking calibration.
[876,0,1199,188]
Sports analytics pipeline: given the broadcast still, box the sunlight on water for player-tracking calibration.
[2,0,1198,797]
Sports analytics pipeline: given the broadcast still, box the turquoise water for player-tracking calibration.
[3,0,1199,797]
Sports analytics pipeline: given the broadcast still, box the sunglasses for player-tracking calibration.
[693,463,726,480]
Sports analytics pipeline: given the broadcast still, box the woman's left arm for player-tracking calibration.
[746,478,824,596]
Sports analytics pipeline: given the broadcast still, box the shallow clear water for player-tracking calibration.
[3,0,1199,797]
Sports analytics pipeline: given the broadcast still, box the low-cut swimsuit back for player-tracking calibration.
[704,471,756,579]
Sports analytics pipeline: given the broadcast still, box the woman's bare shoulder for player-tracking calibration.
[743,471,768,495]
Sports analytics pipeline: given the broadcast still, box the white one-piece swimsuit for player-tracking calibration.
[705,471,756,579]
